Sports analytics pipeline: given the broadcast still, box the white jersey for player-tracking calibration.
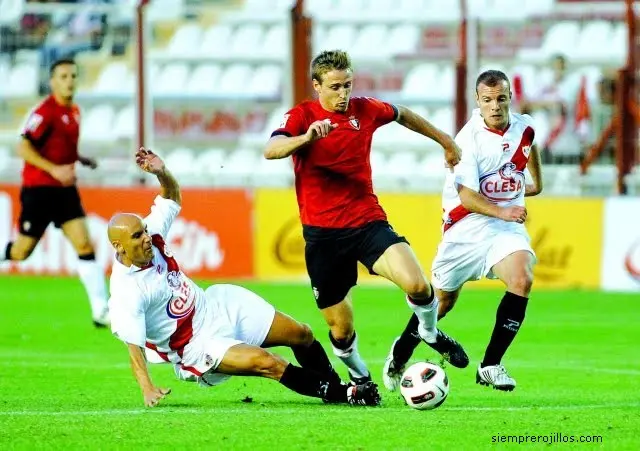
[441,109,536,243]
[108,196,210,364]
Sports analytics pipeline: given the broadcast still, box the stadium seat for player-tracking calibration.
[199,24,234,59]
[216,64,253,97]
[351,24,389,59]
[146,0,185,23]
[194,147,227,177]
[165,147,195,178]
[186,64,223,96]
[387,24,420,55]
[323,25,358,53]
[216,148,259,187]
[253,155,293,188]
[93,62,132,95]
[229,24,265,59]
[113,104,136,140]
[517,22,580,62]
[166,22,202,57]
[571,21,613,62]
[81,104,116,142]
[401,63,439,101]
[5,63,37,98]
[247,65,282,98]
[431,107,455,137]
[154,63,190,95]
[0,0,24,25]
[260,25,288,60]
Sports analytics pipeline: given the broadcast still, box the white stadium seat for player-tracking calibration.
[81,104,116,142]
[229,24,265,59]
[5,63,37,98]
[154,63,189,95]
[216,64,253,97]
[165,147,195,178]
[113,104,136,140]
[199,25,234,59]
[166,23,202,57]
[260,25,288,60]
[93,62,132,95]
[186,64,222,96]
[247,65,282,98]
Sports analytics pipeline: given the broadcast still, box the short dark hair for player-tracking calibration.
[310,50,352,83]
[50,59,76,77]
[475,70,510,91]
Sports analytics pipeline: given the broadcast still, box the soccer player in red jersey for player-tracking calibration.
[264,50,469,385]
[0,59,109,327]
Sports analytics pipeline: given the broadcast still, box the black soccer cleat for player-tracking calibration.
[347,381,381,406]
[349,371,373,386]
[424,329,469,368]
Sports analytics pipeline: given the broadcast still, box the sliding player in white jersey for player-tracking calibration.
[383,70,543,392]
[108,148,380,408]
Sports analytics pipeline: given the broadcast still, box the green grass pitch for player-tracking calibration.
[0,276,638,450]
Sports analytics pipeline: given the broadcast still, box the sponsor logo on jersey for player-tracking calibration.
[166,292,195,319]
[279,114,290,128]
[479,162,525,202]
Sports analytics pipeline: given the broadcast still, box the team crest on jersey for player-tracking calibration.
[166,270,181,288]
[479,162,525,202]
[522,145,531,157]
[280,114,290,128]
[62,114,69,124]
[349,117,360,130]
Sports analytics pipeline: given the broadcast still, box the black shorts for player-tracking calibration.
[303,220,408,309]
[18,186,86,238]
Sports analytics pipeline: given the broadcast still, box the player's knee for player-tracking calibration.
[296,323,315,347]
[9,243,34,261]
[328,321,354,342]
[250,351,287,380]
[510,273,533,296]
[404,275,430,299]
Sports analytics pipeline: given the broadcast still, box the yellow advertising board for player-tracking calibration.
[254,189,603,289]
[254,189,442,283]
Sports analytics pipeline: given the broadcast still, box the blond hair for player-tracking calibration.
[310,50,352,83]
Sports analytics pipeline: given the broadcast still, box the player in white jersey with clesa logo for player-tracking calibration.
[108,148,380,408]
[382,70,543,392]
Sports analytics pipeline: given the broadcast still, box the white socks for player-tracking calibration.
[331,332,369,379]
[407,295,439,343]
[76,258,109,318]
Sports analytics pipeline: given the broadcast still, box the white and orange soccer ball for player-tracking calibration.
[400,362,449,410]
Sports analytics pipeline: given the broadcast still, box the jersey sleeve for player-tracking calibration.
[520,114,537,145]
[364,97,399,128]
[109,280,147,348]
[270,106,307,138]
[20,105,52,144]
[453,128,480,192]
[144,195,181,238]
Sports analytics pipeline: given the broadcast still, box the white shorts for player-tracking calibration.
[174,284,276,386]
[431,232,536,292]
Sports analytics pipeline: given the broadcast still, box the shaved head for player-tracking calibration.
[108,213,143,244]
[108,213,153,267]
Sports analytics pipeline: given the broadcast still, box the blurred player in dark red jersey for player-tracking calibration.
[264,50,469,385]
[0,59,109,328]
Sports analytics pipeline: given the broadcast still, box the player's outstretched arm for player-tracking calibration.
[264,120,337,159]
[135,147,182,206]
[127,344,171,408]
[525,144,543,196]
[395,106,462,168]
[458,185,528,224]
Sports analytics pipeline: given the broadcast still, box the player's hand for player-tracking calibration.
[443,142,462,171]
[136,147,165,175]
[500,206,527,223]
[50,164,76,186]
[305,119,337,143]
[143,386,171,408]
[78,156,98,170]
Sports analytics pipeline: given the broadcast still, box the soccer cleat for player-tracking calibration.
[348,371,372,386]
[347,381,381,406]
[382,337,405,392]
[421,328,469,369]
[92,308,111,329]
[476,364,516,391]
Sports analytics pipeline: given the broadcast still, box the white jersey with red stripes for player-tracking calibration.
[108,196,210,364]
[441,108,535,243]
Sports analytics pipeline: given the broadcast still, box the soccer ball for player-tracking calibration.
[400,362,449,410]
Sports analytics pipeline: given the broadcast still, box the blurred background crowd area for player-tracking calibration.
[0,0,637,194]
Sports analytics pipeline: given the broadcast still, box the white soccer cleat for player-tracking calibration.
[476,364,516,391]
[93,308,111,329]
[382,337,405,392]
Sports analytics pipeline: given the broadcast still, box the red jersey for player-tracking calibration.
[20,95,80,187]
[271,97,398,228]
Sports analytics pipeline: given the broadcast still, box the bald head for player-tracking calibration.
[108,213,144,244]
